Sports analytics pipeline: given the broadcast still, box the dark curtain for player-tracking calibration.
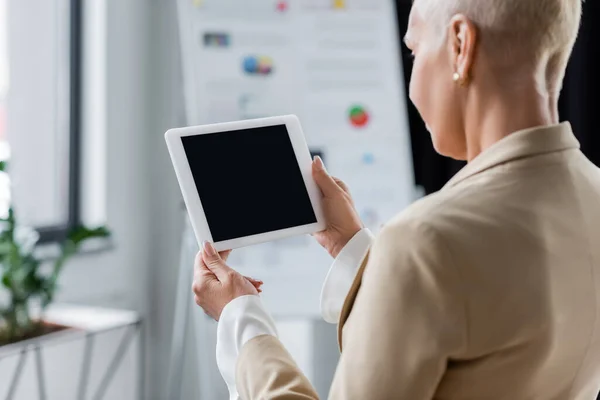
[395,1,600,195]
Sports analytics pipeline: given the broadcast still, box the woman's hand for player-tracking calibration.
[192,242,263,321]
[215,249,262,292]
[312,156,363,259]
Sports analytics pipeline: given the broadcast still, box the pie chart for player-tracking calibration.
[348,105,369,127]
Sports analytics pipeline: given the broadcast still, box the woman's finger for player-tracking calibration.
[219,249,232,262]
[332,177,350,194]
[194,251,215,277]
[245,276,264,290]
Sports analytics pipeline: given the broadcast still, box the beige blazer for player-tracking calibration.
[236,123,600,400]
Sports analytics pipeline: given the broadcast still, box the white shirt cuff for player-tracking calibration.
[320,228,374,324]
[216,295,278,400]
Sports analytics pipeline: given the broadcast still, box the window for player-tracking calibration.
[0,0,7,156]
[4,0,83,242]
[0,0,9,219]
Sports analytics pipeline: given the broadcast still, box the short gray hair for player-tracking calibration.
[414,0,583,93]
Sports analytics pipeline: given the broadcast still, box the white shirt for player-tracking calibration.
[216,228,374,400]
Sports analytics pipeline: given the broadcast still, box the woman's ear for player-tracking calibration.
[447,14,477,85]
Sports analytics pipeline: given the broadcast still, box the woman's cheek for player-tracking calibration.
[408,60,430,122]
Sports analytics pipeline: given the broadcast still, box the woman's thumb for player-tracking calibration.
[312,156,340,197]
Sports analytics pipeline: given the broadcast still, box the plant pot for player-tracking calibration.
[0,321,72,348]
[0,303,143,400]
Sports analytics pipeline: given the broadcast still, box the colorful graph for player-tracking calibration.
[348,105,369,127]
[276,1,288,12]
[243,55,274,75]
[203,32,230,47]
[362,153,375,164]
[333,0,345,9]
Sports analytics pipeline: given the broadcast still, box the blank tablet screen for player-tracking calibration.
[181,125,318,242]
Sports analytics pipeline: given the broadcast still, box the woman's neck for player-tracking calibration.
[463,83,558,162]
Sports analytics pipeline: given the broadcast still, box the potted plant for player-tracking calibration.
[0,159,110,346]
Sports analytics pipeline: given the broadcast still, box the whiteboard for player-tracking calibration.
[175,0,415,317]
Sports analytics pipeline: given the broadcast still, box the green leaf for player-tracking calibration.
[1,272,12,289]
[0,160,7,172]
[8,241,22,270]
[22,269,44,294]
[7,208,15,233]
[49,226,110,292]
[41,288,54,308]
[0,242,10,256]
[67,226,110,246]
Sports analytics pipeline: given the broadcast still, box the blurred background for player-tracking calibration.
[0,0,598,399]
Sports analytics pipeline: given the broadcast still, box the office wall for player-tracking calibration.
[54,0,154,396]
[145,0,190,398]
[56,0,151,314]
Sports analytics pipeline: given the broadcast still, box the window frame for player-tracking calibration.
[36,0,83,243]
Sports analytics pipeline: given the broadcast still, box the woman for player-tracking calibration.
[193,0,600,398]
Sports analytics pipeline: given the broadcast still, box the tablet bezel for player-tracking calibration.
[165,114,326,252]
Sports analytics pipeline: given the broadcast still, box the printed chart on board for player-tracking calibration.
[177,0,415,315]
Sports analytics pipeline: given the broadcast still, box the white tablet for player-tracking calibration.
[165,115,326,252]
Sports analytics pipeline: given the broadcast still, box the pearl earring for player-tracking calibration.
[453,72,468,86]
